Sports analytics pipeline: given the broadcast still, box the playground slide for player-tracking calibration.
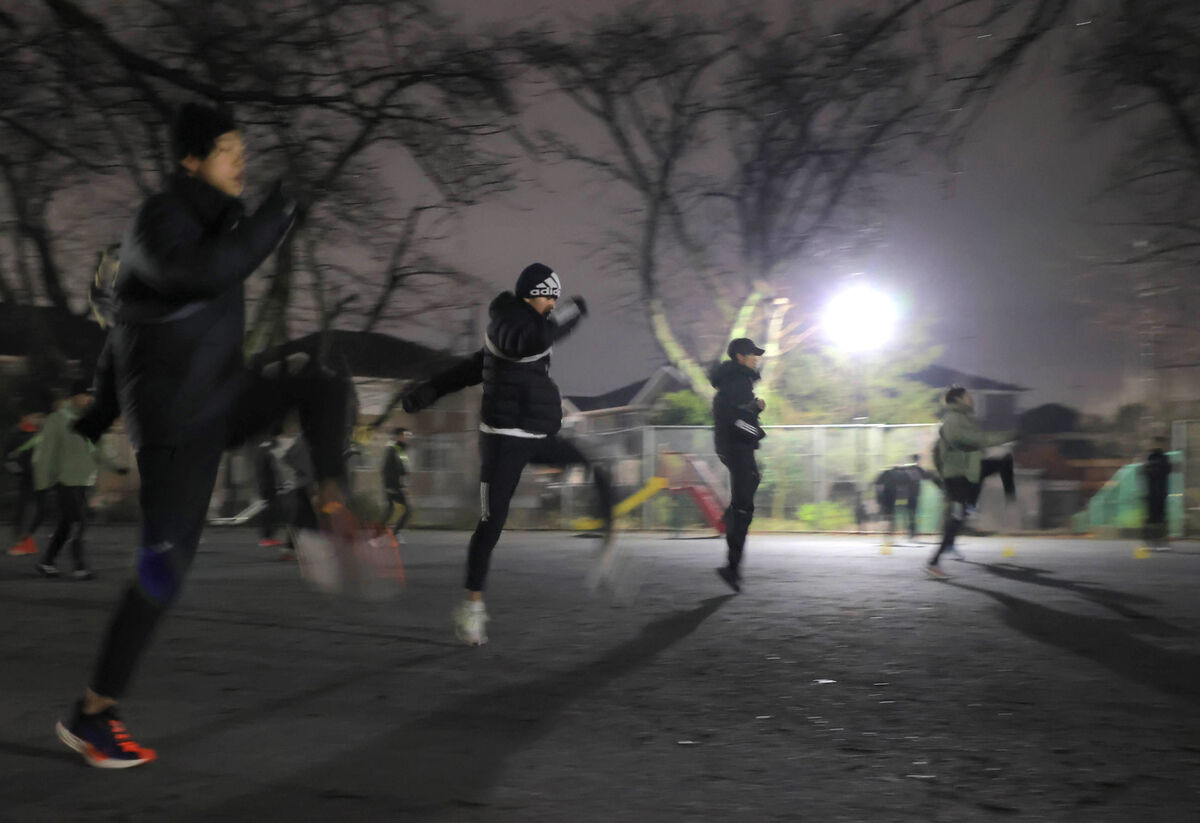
[573,476,669,531]
[573,472,728,534]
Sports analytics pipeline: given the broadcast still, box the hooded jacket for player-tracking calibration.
[710,359,765,454]
[403,292,584,437]
[934,404,1016,483]
[103,173,295,447]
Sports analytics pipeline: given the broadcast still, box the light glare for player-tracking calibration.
[823,285,897,352]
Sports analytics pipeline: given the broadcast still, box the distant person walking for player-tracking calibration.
[897,453,938,542]
[33,382,126,580]
[926,387,1017,579]
[6,410,46,556]
[382,428,413,536]
[873,466,903,542]
[710,338,767,593]
[1142,437,1171,551]
[254,433,284,549]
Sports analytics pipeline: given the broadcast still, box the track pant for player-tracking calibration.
[719,446,760,574]
[878,493,897,537]
[41,485,89,570]
[905,494,919,539]
[930,455,1016,565]
[90,338,352,699]
[465,432,614,592]
[1144,496,1168,547]
[385,489,411,531]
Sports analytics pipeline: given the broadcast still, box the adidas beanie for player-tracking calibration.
[515,263,561,299]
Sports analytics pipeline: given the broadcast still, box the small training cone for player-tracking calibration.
[1133,546,1151,560]
[1001,544,1016,558]
[880,540,892,555]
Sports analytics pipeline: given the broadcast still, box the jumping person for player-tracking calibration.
[1142,437,1171,551]
[400,263,614,645]
[54,102,357,768]
[710,338,767,592]
[382,427,412,536]
[5,410,45,556]
[926,387,1017,579]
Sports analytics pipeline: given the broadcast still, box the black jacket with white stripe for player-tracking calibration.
[403,291,583,437]
[710,359,766,455]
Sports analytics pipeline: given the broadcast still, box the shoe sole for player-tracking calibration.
[55,721,154,769]
[924,567,952,580]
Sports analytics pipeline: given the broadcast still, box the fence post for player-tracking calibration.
[643,426,656,530]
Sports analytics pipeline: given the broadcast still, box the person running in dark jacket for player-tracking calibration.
[1142,437,1172,551]
[382,428,412,535]
[55,103,357,769]
[897,454,938,542]
[874,466,904,542]
[5,410,45,556]
[400,263,614,645]
[710,338,767,592]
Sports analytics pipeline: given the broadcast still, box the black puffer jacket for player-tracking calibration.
[404,291,583,435]
[710,359,765,454]
[102,174,294,447]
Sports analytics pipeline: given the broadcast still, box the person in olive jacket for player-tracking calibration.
[55,103,357,770]
[401,263,614,646]
[33,381,129,580]
[926,387,1017,578]
[711,338,767,592]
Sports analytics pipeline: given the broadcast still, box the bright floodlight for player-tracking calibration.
[822,285,897,352]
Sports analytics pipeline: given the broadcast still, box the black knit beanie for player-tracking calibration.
[515,263,561,299]
[171,102,238,162]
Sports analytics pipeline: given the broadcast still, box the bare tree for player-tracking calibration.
[31,0,517,350]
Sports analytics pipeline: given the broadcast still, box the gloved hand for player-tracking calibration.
[259,178,302,223]
[401,383,439,414]
[573,296,588,317]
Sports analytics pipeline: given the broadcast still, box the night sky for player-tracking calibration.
[431,0,1139,412]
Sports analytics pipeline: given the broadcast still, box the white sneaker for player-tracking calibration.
[454,600,489,646]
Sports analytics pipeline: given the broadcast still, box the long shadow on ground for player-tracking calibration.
[965,561,1164,621]
[181,594,735,821]
[950,581,1200,707]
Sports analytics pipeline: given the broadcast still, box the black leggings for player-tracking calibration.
[465,432,614,592]
[720,447,760,573]
[930,455,1015,564]
[42,485,89,570]
[385,489,411,530]
[90,338,352,699]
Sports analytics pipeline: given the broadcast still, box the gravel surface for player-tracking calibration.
[2,527,1198,821]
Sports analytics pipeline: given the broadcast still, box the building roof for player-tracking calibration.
[564,366,690,414]
[909,364,1028,393]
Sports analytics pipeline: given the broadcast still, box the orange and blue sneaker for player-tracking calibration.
[55,701,157,768]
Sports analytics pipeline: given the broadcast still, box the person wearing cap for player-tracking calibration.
[710,338,767,592]
[400,262,615,645]
[382,427,413,535]
[53,102,359,770]
[32,381,125,581]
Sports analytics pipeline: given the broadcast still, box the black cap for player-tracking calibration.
[515,263,561,299]
[727,338,765,358]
